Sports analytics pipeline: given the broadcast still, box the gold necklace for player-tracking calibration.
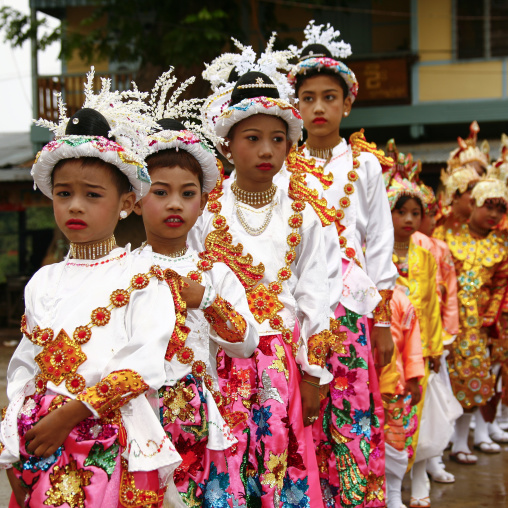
[70,235,116,260]
[394,240,409,250]
[231,181,277,206]
[307,140,341,163]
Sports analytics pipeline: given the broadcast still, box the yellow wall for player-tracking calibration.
[418,0,452,62]
[419,61,503,101]
[66,7,108,73]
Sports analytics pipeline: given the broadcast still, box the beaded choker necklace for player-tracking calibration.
[393,240,409,250]
[307,141,341,163]
[70,235,116,260]
[231,181,277,206]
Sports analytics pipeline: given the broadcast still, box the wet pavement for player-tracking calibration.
[0,329,506,507]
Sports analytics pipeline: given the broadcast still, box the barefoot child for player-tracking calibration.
[133,70,258,505]
[0,71,181,507]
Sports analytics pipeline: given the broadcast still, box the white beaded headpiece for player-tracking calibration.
[146,68,219,193]
[32,66,158,201]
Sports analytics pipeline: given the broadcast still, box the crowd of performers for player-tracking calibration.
[1,19,507,508]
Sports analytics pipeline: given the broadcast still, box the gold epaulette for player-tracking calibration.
[201,228,264,291]
[288,170,337,227]
[287,147,333,189]
[349,129,394,172]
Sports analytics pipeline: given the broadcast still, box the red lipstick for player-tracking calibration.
[313,117,327,124]
[164,215,184,228]
[66,219,87,230]
[256,163,273,171]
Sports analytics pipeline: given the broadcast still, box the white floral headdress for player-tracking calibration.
[146,67,219,192]
[288,20,358,102]
[203,34,301,154]
[32,66,158,200]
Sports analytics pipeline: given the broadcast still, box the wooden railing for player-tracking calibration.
[36,72,136,122]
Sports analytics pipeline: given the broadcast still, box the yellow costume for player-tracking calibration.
[434,223,508,409]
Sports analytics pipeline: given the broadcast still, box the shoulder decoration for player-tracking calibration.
[290,146,333,189]
[21,266,165,416]
[32,66,157,201]
[350,130,394,173]
[287,169,337,227]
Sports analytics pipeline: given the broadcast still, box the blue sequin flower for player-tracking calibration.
[351,409,372,439]
[320,478,339,508]
[23,447,62,472]
[253,405,272,441]
[199,462,232,508]
[357,323,367,346]
[281,476,310,508]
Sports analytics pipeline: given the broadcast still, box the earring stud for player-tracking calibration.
[119,210,128,219]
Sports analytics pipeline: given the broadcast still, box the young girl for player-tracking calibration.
[380,286,424,508]
[287,21,397,507]
[133,71,258,505]
[0,71,181,507]
[434,170,508,462]
[387,170,443,508]
[193,70,338,506]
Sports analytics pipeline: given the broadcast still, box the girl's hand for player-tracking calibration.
[404,378,421,406]
[24,400,91,458]
[299,375,321,427]
[429,357,441,373]
[180,278,205,309]
[6,468,27,507]
[370,326,395,367]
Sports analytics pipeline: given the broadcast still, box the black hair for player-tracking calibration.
[393,194,424,215]
[454,181,477,198]
[56,108,130,195]
[227,71,288,140]
[145,149,204,192]
[230,71,280,106]
[65,108,114,140]
[157,118,186,132]
[294,43,349,100]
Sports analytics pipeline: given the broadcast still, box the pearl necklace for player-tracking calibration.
[234,196,276,236]
[231,181,277,206]
[70,235,116,260]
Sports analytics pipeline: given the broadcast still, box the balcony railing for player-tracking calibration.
[36,71,136,122]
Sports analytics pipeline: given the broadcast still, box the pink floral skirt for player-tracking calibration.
[159,375,232,507]
[312,300,386,508]
[216,334,311,507]
[10,393,162,508]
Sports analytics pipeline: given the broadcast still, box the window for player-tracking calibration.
[456,0,508,59]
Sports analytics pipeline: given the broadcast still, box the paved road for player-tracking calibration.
[0,330,506,507]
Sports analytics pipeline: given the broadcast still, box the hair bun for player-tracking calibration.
[300,43,332,60]
[65,108,112,139]
[157,118,186,132]
[230,71,279,106]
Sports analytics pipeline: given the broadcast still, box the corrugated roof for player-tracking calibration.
[0,133,34,182]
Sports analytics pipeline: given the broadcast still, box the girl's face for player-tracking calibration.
[452,189,474,217]
[470,200,506,232]
[224,114,291,190]
[391,198,422,242]
[52,159,135,244]
[135,165,207,252]
[419,209,437,237]
[297,74,352,146]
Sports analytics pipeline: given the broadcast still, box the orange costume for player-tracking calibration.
[381,287,424,454]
